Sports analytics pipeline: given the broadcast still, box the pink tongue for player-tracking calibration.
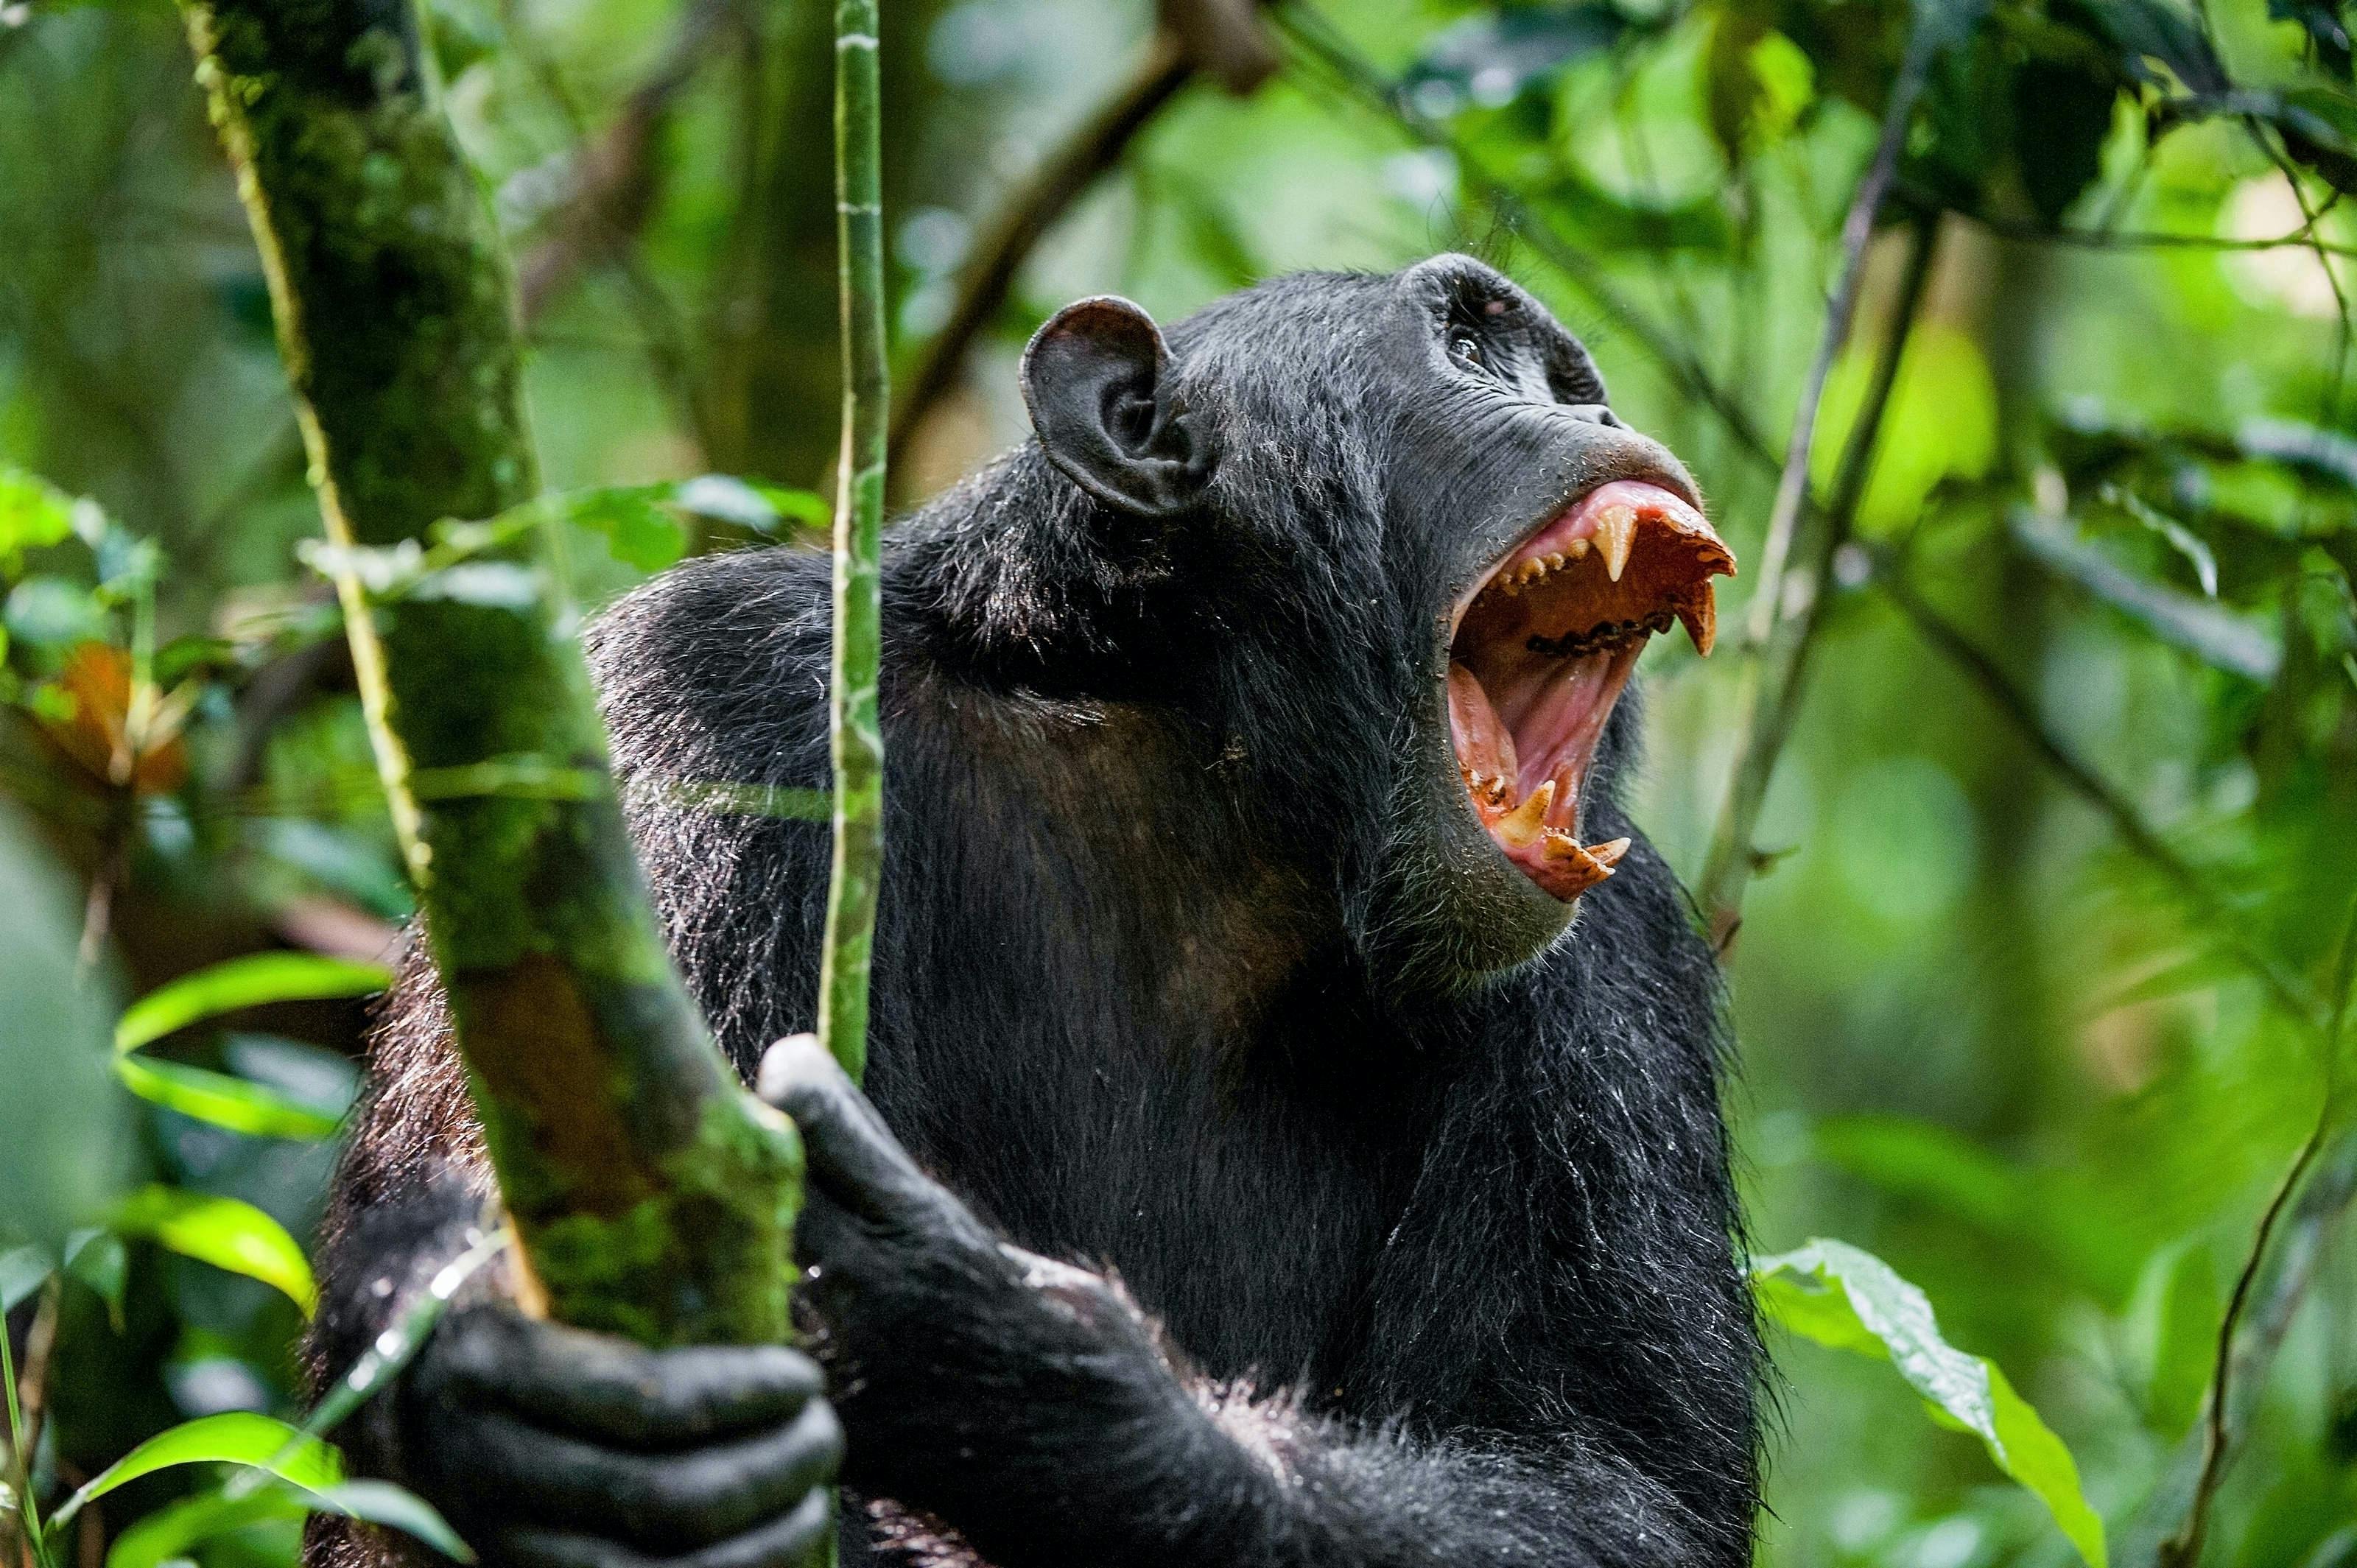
[1447,663,1515,784]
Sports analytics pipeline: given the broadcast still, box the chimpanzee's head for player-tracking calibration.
[1010,253,1733,987]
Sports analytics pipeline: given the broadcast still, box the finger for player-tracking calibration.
[443,1399,842,1550]
[489,1488,835,1568]
[756,1036,960,1232]
[432,1308,825,1449]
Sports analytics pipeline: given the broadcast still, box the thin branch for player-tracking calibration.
[514,0,734,319]
[2119,1125,2357,1567]
[888,30,1194,468]
[2157,899,2357,1568]
[1874,560,2327,1030]
[1273,2,1779,465]
[1956,209,2357,261]
[1742,18,1939,652]
[1700,215,1939,945]
[504,0,728,451]
[1688,0,1945,937]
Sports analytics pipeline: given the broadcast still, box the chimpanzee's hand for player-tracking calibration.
[396,1302,841,1568]
[756,1033,1189,1525]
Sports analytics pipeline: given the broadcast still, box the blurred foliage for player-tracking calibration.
[4,0,2357,1564]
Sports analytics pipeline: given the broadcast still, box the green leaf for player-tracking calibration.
[2272,0,2355,78]
[0,467,81,572]
[307,1481,473,1561]
[554,485,689,572]
[1754,1239,2107,1567]
[105,1489,303,1568]
[0,809,127,1251]
[672,475,827,536]
[2011,509,2281,681]
[49,1413,339,1533]
[3,575,108,648]
[114,1053,345,1139]
[63,1228,126,1329]
[116,953,392,1054]
[105,1480,471,1568]
[0,1246,49,1314]
[112,1186,316,1315]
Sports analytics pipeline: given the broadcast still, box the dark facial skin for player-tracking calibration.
[1360,257,1707,980]
[310,256,1757,1568]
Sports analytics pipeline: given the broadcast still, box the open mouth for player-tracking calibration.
[1447,479,1736,901]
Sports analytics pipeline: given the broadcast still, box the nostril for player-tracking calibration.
[1562,403,1620,428]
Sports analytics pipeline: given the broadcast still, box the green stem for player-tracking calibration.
[180,0,800,1349]
[1697,214,1941,942]
[820,0,888,1082]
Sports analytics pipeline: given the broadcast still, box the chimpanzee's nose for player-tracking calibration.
[1562,403,1620,428]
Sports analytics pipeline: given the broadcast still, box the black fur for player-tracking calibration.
[309,256,1761,1568]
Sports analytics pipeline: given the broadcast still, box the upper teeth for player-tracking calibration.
[1495,536,1591,597]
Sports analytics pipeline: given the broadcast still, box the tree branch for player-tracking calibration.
[513,0,737,324]
[1272,3,1780,470]
[1873,559,2327,1030]
[888,30,1194,469]
[1695,200,1940,946]
[182,0,801,1346]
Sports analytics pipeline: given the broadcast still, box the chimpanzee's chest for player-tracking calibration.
[865,996,1429,1399]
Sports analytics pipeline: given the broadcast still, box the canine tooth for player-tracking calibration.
[1594,504,1636,582]
[1496,779,1554,847]
[1589,837,1631,867]
[1676,586,1717,656]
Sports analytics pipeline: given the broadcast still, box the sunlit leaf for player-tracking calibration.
[2012,509,2281,681]
[114,1053,345,1139]
[49,1413,338,1532]
[1754,1239,2107,1567]
[116,953,392,1054]
[112,1186,316,1315]
[0,466,81,571]
[672,475,827,536]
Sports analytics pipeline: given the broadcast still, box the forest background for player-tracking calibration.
[4,0,2357,1564]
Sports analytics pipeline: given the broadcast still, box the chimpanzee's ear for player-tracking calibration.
[1019,296,1210,518]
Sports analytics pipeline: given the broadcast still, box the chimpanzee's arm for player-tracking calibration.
[759,1036,1707,1568]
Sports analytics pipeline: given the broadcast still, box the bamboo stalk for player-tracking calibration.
[181,0,802,1349]
[819,0,888,1081]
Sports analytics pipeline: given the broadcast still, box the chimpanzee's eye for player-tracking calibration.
[1449,333,1486,369]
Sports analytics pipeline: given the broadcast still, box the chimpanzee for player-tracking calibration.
[308,253,1759,1568]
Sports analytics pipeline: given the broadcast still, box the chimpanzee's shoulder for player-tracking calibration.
[585,544,834,782]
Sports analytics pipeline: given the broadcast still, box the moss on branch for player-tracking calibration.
[183,0,800,1347]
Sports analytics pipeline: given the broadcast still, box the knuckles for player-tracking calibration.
[398,1305,841,1568]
